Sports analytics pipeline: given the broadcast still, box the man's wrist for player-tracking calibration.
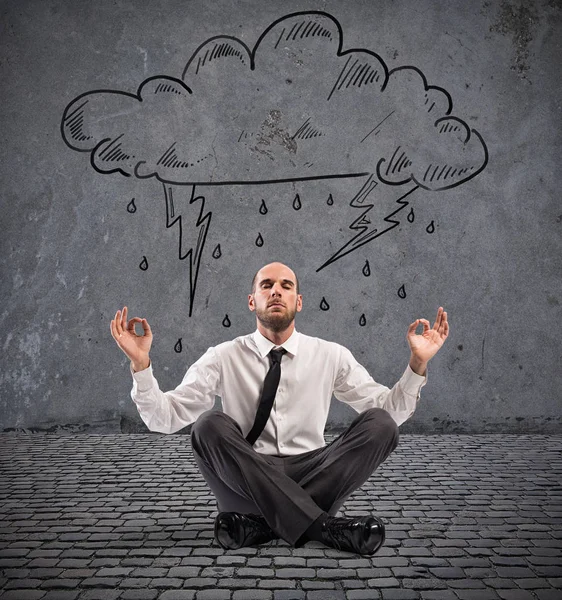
[132,358,150,373]
[409,356,428,376]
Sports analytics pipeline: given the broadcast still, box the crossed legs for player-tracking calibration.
[190,407,399,546]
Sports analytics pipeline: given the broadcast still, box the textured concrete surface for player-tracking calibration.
[1,0,561,434]
[1,432,561,599]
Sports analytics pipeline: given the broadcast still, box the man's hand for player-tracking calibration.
[406,307,449,376]
[110,306,153,372]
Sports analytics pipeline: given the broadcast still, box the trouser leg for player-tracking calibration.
[190,410,324,546]
[284,407,400,517]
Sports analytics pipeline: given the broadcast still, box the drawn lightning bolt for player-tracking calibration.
[163,184,212,316]
[317,175,419,271]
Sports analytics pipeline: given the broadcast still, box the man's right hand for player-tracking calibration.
[110,306,153,372]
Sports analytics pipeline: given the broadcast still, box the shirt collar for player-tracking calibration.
[252,328,300,359]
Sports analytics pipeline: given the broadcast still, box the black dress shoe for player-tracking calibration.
[214,512,277,549]
[320,515,385,555]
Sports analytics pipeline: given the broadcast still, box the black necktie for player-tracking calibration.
[246,348,287,446]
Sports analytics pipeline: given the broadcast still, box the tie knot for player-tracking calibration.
[269,348,286,364]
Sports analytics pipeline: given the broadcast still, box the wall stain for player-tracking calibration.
[490,0,538,79]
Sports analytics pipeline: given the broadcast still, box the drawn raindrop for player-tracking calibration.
[398,284,406,299]
[212,244,222,259]
[320,297,330,311]
[293,194,302,210]
[255,233,264,247]
[426,220,435,234]
[359,314,367,326]
[407,207,415,223]
[174,338,182,353]
[139,256,148,271]
[362,260,371,277]
[327,194,334,206]
[222,314,231,328]
[127,198,137,213]
[259,199,268,215]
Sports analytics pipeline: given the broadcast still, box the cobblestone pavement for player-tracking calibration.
[0,433,561,600]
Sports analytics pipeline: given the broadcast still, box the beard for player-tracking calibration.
[255,301,297,333]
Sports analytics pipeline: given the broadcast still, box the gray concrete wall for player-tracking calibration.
[1,0,560,434]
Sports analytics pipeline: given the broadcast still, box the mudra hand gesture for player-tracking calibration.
[406,307,449,375]
[110,306,152,372]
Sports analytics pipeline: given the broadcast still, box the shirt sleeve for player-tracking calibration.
[333,345,427,426]
[130,346,221,434]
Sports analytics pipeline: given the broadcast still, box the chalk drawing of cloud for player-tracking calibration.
[62,11,488,312]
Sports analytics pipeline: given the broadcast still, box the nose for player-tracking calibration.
[270,283,283,296]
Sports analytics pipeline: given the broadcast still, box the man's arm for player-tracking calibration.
[130,347,220,433]
[333,307,449,426]
[110,306,220,433]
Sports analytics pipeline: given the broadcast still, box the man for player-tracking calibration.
[110,262,449,555]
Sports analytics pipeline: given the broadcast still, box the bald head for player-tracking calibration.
[251,262,300,295]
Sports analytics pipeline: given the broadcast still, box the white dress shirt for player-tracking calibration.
[130,329,427,456]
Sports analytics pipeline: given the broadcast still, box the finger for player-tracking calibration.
[127,317,143,335]
[420,318,431,333]
[407,319,420,336]
[121,306,128,331]
[433,306,443,330]
[111,316,124,342]
[141,319,152,335]
[114,310,123,336]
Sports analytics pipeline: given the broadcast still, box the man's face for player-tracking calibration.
[248,263,302,332]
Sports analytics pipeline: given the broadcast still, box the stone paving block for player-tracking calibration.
[306,592,346,600]
[301,580,335,589]
[232,591,272,600]
[117,578,152,589]
[272,592,305,600]
[258,580,295,589]
[402,578,447,590]
[0,592,46,600]
[42,592,80,600]
[535,591,562,600]
[120,591,159,600]
[275,568,316,578]
[454,591,500,599]
[381,591,419,599]
[348,592,382,600]
[148,577,184,588]
[77,591,122,600]
[418,592,457,599]
[182,578,218,587]
[274,556,307,566]
[496,591,535,600]
[366,577,401,587]
[217,578,257,588]
[81,577,122,588]
[194,592,227,600]
[159,591,196,599]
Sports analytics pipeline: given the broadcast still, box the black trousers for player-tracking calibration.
[190,407,399,546]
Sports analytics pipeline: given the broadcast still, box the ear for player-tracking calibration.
[296,294,303,312]
[248,293,255,312]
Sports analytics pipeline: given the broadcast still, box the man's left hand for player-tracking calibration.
[407,307,449,375]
